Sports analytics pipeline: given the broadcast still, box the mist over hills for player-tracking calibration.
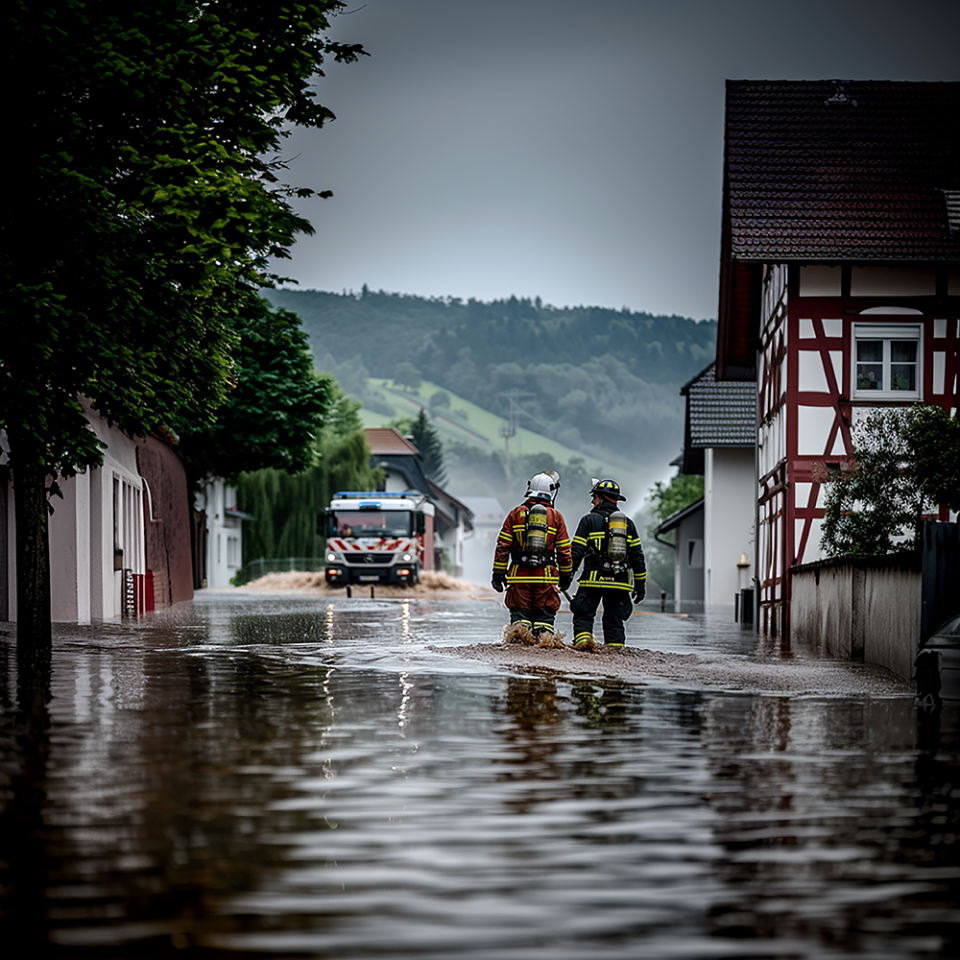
[263,287,717,496]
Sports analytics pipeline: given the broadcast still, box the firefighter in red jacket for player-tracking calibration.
[491,472,573,640]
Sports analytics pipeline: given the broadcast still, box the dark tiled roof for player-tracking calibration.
[724,80,960,262]
[717,80,960,381]
[683,362,755,450]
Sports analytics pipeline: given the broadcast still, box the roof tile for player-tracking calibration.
[683,363,755,448]
[724,80,960,261]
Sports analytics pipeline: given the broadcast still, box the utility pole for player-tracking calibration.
[498,390,533,493]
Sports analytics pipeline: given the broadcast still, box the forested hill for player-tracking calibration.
[262,287,717,469]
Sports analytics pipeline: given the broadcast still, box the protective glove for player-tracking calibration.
[632,582,646,604]
[491,572,506,593]
[558,575,572,592]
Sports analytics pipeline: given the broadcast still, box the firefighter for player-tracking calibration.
[569,478,646,648]
[491,472,573,641]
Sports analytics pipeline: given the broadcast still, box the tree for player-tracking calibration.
[389,410,446,484]
[647,474,705,525]
[822,406,957,557]
[900,405,960,513]
[237,429,382,566]
[393,362,422,392]
[176,296,334,483]
[641,472,705,595]
[2,2,365,652]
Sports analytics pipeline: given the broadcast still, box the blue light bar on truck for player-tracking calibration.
[334,492,411,498]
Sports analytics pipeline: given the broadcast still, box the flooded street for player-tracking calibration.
[1,590,957,959]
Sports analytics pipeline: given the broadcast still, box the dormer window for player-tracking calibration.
[852,324,922,399]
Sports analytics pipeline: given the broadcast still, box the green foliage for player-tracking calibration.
[263,288,717,467]
[393,362,422,391]
[900,405,960,512]
[389,410,446,484]
[237,430,381,563]
[326,383,365,438]
[821,410,917,556]
[429,390,451,410]
[175,296,334,482]
[3,1,365,644]
[648,474,705,525]
[4,1,365,482]
[640,472,704,595]
[822,406,956,556]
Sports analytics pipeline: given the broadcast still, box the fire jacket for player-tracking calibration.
[570,501,646,591]
[493,498,573,585]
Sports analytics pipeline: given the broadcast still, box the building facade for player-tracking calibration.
[716,80,960,637]
[2,402,195,622]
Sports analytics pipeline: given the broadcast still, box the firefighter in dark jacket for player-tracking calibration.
[569,478,646,648]
[491,472,573,640]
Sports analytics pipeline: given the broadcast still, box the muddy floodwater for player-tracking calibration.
[1,586,957,959]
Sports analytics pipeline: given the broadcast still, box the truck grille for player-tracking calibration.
[344,552,396,565]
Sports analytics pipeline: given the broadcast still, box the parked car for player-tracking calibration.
[915,613,960,705]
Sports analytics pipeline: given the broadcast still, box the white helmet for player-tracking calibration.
[525,471,560,504]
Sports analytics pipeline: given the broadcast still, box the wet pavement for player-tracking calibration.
[1,589,958,958]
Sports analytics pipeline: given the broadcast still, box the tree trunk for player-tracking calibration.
[12,453,53,663]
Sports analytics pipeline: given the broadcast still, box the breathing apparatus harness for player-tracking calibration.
[514,500,556,567]
[596,509,629,574]
[587,480,629,575]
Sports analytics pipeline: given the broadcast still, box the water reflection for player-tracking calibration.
[0,596,956,959]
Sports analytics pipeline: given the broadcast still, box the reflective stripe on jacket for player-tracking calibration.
[570,501,646,591]
[493,499,573,585]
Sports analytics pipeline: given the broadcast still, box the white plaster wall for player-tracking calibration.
[850,266,936,297]
[49,473,80,622]
[704,448,755,611]
[799,265,842,297]
[201,481,244,588]
[673,508,704,609]
[797,405,840,456]
[10,405,142,623]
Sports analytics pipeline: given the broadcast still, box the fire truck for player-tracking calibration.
[319,492,435,586]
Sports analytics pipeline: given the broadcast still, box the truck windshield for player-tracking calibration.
[334,510,412,538]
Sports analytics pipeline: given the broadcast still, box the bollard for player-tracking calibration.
[346,585,352,598]
[371,586,375,598]
[660,590,666,612]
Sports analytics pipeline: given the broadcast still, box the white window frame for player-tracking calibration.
[851,324,922,400]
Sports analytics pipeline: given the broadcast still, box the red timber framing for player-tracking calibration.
[755,264,960,637]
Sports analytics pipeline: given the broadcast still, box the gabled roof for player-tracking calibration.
[364,427,420,457]
[718,80,960,380]
[724,80,960,263]
[654,497,705,537]
[680,363,755,473]
[362,427,474,532]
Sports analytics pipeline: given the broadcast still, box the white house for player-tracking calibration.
[656,362,755,615]
[194,480,248,589]
[3,400,147,622]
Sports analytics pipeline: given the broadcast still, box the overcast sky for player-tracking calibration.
[274,0,960,321]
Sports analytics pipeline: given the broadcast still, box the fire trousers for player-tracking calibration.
[570,587,632,645]
[504,583,561,635]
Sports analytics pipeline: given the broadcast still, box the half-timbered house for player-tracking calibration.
[716,80,960,637]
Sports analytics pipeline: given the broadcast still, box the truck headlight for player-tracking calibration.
[402,553,413,562]
[326,552,338,562]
